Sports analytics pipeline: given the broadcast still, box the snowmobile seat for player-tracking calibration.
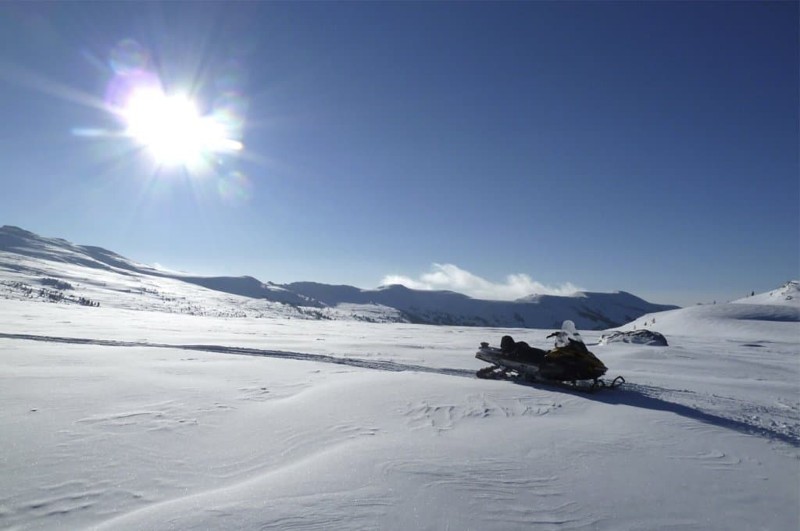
[500,335,547,365]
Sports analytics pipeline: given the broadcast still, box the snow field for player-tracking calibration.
[1,298,798,530]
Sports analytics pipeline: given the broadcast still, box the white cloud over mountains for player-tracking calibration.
[381,263,582,301]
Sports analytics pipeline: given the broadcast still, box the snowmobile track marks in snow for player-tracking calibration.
[0,332,474,378]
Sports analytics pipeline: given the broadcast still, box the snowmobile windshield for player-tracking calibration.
[554,320,584,348]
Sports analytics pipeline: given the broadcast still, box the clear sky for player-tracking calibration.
[0,1,797,307]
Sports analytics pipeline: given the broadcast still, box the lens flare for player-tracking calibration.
[72,37,253,204]
[121,88,241,166]
[216,170,253,205]
[109,38,150,76]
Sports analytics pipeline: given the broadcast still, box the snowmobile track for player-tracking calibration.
[0,332,475,378]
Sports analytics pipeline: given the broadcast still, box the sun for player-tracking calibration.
[122,88,242,167]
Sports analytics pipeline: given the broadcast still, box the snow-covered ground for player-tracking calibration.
[1,286,798,530]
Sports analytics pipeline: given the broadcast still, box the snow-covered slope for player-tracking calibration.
[618,283,799,341]
[733,280,799,306]
[0,226,401,321]
[0,226,676,329]
[0,281,797,530]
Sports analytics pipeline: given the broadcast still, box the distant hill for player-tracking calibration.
[0,225,678,329]
[617,280,800,340]
[285,281,678,329]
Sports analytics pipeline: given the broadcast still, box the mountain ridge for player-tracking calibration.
[0,225,679,329]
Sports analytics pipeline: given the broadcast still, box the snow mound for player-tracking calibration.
[598,329,668,346]
[619,297,799,341]
[734,280,800,306]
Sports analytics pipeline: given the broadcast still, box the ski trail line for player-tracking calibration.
[0,332,476,378]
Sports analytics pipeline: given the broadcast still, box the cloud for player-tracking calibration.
[381,263,582,301]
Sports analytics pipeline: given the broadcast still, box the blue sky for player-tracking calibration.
[0,1,797,307]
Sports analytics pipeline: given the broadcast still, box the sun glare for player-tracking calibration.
[122,88,242,167]
[72,37,253,201]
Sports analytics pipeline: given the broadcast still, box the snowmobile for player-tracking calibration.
[475,320,624,392]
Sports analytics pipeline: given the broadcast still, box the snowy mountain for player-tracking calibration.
[285,281,677,329]
[0,226,676,329]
